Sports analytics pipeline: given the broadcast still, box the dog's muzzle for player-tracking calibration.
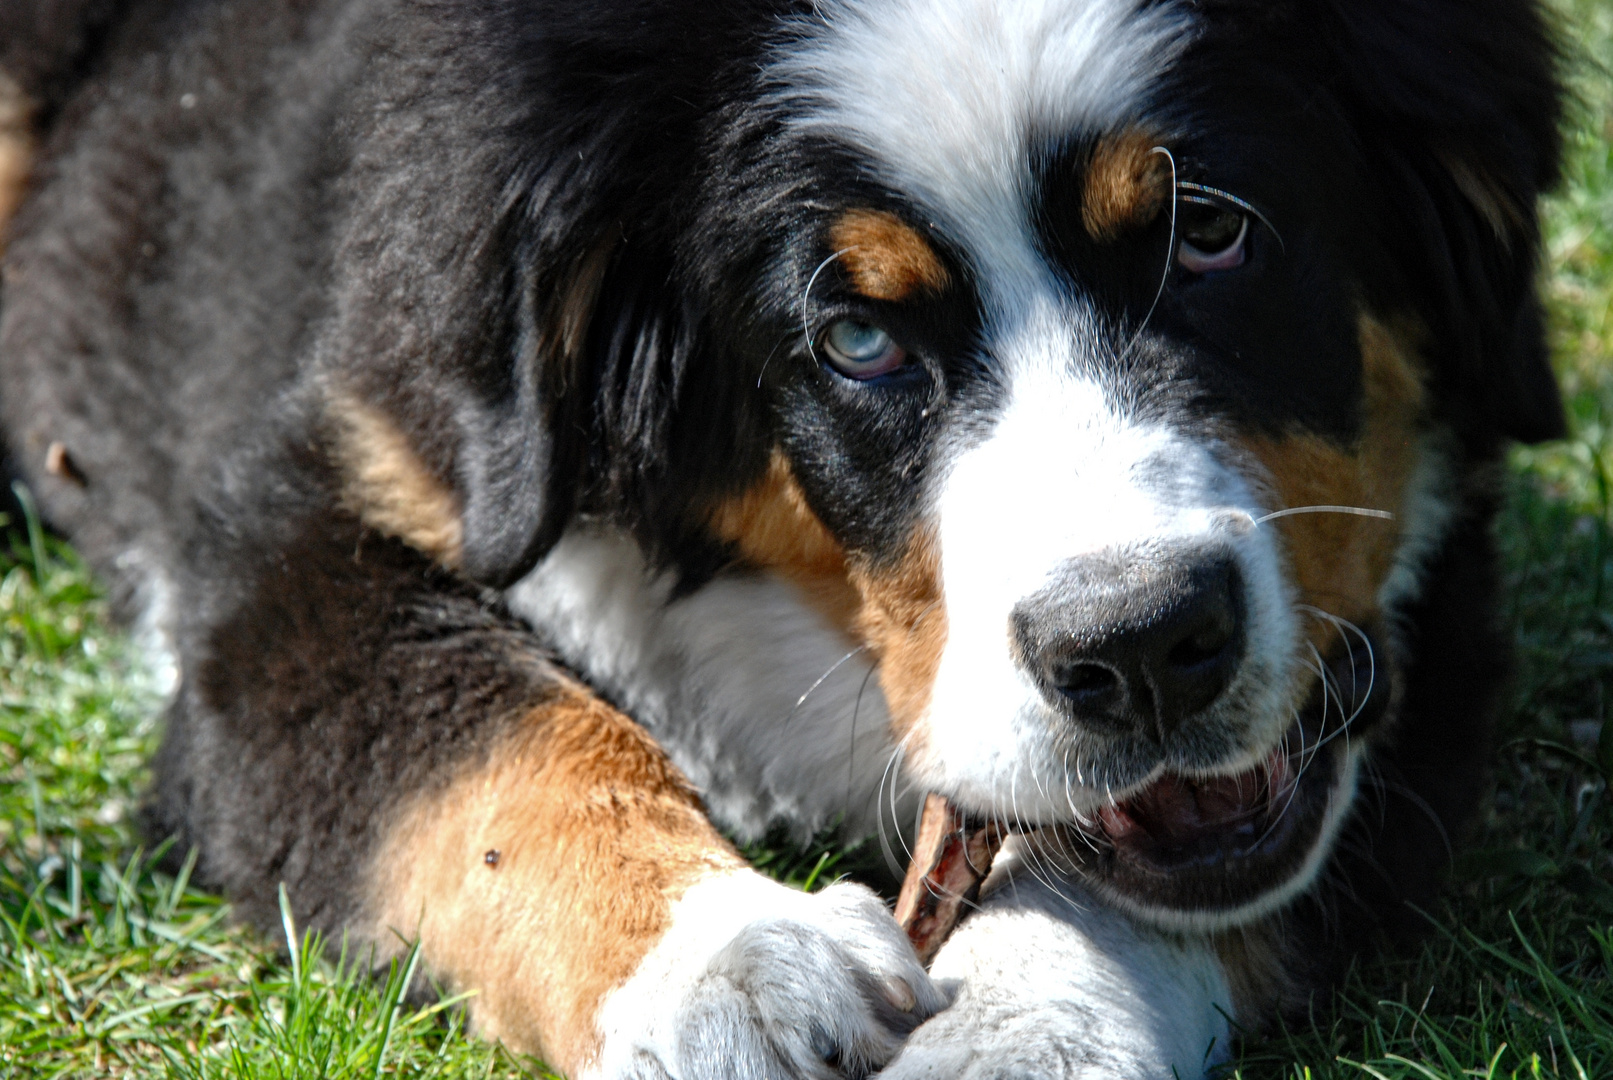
[1005,542,1388,923]
[1012,545,1246,743]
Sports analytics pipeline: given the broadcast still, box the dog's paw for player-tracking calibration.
[875,985,1197,1080]
[879,884,1229,1080]
[589,871,944,1080]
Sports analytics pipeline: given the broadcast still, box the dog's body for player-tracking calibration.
[0,1,1565,1076]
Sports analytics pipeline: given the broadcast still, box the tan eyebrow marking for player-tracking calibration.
[828,208,950,301]
[1083,128,1171,243]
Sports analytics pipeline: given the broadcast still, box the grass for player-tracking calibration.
[2,2,1612,1076]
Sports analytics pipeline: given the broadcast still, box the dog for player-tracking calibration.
[0,0,1566,1076]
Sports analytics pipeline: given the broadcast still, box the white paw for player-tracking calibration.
[589,871,944,1080]
[880,872,1230,1080]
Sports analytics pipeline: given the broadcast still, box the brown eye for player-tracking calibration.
[1177,205,1248,274]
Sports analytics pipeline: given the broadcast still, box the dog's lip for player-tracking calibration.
[1089,730,1302,872]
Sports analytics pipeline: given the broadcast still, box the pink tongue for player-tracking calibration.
[1099,763,1270,846]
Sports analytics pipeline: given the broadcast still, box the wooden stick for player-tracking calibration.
[894,793,1006,965]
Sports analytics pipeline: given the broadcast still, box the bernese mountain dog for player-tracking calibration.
[0,0,1566,1076]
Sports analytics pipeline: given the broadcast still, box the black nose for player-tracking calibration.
[1011,548,1245,742]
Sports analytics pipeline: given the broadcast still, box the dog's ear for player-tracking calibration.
[314,0,765,588]
[1325,0,1566,443]
[454,238,613,587]
[324,217,620,589]
[326,206,707,589]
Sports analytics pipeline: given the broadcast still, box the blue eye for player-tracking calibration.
[820,320,906,379]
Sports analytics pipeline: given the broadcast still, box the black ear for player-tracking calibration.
[319,130,628,589]
[324,196,699,590]
[1326,0,1567,443]
[321,225,602,590]
[448,260,589,588]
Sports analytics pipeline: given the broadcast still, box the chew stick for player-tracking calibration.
[894,792,1006,965]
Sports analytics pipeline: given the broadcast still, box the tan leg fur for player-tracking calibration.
[367,685,745,1074]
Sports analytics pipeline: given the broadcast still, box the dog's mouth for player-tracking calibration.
[1054,631,1390,924]
[1094,735,1300,871]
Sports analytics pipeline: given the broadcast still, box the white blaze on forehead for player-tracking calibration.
[767,0,1193,298]
[938,300,1236,604]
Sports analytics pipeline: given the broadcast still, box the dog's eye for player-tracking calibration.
[821,320,906,379]
[1176,206,1248,274]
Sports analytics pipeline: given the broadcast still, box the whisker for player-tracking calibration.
[1297,606,1378,738]
[1254,706,1309,849]
[754,333,791,390]
[1061,748,1099,854]
[1252,505,1395,525]
[1058,751,1102,856]
[783,644,868,724]
[1358,772,1453,863]
[1063,748,1106,857]
[847,657,879,812]
[1299,640,1334,770]
[1002,763,1079,903]
[876,740,915,875]
[799,247,854,367]
[1176,182,1285,251]
[1259,604,1381,851]
[1333,616,1377,729]
[875,755,904,879]
[1126,145,1178,355]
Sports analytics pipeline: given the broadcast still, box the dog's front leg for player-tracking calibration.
[160,514,940,1079]
[881,843,1232,1080]
[367,682,941,1079]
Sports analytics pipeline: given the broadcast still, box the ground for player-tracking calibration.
[2,2,1611,1076]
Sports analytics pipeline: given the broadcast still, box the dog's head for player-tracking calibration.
[338,0,1562,929]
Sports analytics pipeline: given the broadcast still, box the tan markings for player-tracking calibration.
[1438,151,1525,247]
[1240,315,1427,634]
[709,452,846,581]
[708,450,865,632]
[368,687,743,1073]
[0,74,34,255]
[1082,129,1170,243]
[326,393,465,567]
[709,451,863,629]
[847,534,946,740]
[709,453,947,736]
[828,209,949,302]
